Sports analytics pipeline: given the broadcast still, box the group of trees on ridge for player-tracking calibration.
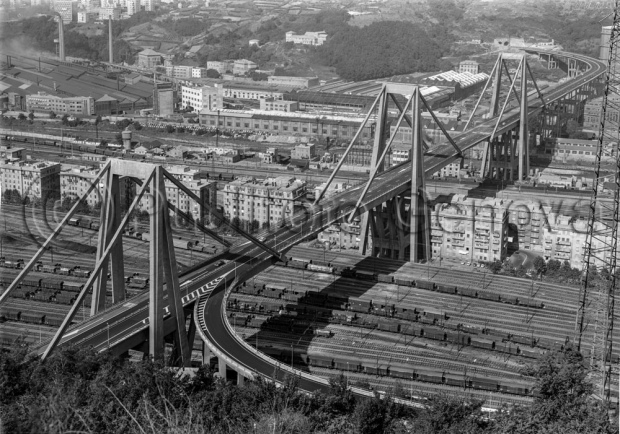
[0,344,615,433]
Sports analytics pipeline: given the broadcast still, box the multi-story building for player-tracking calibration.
[458,60,480,74]
[267,76,319,89]
[26,92,94,116]
[285,31,328,46]
[318,222,360,250]
[60,166,133,208]
[199,109,372,141]
[206,60,233,74]
[291,143,315,160]
[232,59,258,76]
[165,65,193,80]
[141,0,153,11]
[153,82,174,116]
[138,166,216,224]
[181,85,222,112]
[430,195,509,263]
[96,6,121,19]
[583,94,620,132]
[54,0,74,23]
[137,49,162,70]
[126,0,137,15]
[259,99,298,112]
[0,160,61,202]
[222,176,306,229]
[223,83,285,101]
[542,137,616,162]
[77,11,98,22]
[192,67,207,78]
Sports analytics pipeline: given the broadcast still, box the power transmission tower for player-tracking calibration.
[575,3,620,403]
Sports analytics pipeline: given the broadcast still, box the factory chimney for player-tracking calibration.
[108,19,113,64]
[57,15,65,61]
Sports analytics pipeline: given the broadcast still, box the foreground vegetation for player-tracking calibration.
[0,345,615,433]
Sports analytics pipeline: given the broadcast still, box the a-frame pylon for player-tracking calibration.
[316,83,461,262]
[464,53,545,181]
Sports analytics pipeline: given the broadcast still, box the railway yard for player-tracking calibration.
[226,245,620,405]
[0,202,225,347]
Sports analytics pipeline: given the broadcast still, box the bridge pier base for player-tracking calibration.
[202,342,212,365]
[218,357,227,378]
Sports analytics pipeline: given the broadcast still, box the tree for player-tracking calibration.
[133,121,142,130]
[547,259,561,273]
[489,259,503,274]
[17,113,26,121]
[28,112,35,121]
[205,69,221,78]
[49,111,57,119]
[533,256,546,276]
[115,119,131,130]
[61,114,69,125]
[494,347,616,433]
[165,125,175,134]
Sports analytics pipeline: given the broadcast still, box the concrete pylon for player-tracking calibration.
[108,19,113,63]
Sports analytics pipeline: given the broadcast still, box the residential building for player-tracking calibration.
[222,176,306,229]
[199,109,372,141]
[259,99,298,112]
[291,143,316,160]
[583,95,620,131]
[192,67,207,78]
[77,11,98,22]
[458,60,480,74]
[141,0,153,11]
[137,49,162,70]
[206,60,233,74]
[139,166,216,223]
[26,92,94,116]
[165,65,193,80]
[430,195,509,263]
[97,6,121,20]
[153,82,174,116]
[267,76,319,89]
[181,85,222,112]
[285,31,328,46]
[0,160,61,202]
[126,0,137,15]
[54,0,74,23]
[60,166,133,208]
[318,222,360,250]
[543,137,616,162]
[232,59,258,75]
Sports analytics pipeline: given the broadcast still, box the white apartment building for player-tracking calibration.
[206,61,233,74]
[222,176,306,229]
[126,0,138,15]
[430,195,509,263]
[54,0,74,23]
[60,166,133,208]
[0,160,61,201]
[285,31,328,46]
[181,85,222,112]
[26,92,94,116]
[138,166,217,223]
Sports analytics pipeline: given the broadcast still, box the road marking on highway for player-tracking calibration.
[65,329,80,336]
[123,302,136,308]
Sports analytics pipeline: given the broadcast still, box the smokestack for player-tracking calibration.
[108,19,113,64]
[57,16,65,61]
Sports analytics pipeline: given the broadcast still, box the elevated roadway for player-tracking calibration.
[32,50,606,396]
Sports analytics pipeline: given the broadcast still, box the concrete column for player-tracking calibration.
[218,357,227,378]
[202,342,212,365]
[237,373,245,386]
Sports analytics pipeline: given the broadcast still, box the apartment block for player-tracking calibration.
[318,222,360,250]
[222,176,306,229]
[54,0,74,23]
[458,60,480,74]
[139,166,216,224]
[60,166,133,208]
[232,59,258,75]
[430,195,509,262]
[0,160,61,201]
[206,61,233,74]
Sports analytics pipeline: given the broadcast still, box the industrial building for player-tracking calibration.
[0,159,61,202]
[267,76,319,89]
[259,99,298,112]
[26,92,94,116]
[232,59,258,76]
[137,49,163,70]
[459,60,480,74]
[153,82,174,116]
[181,85,223,111]
[198,109,373,141]
[222,176,306,229]
[543,137,616,162]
